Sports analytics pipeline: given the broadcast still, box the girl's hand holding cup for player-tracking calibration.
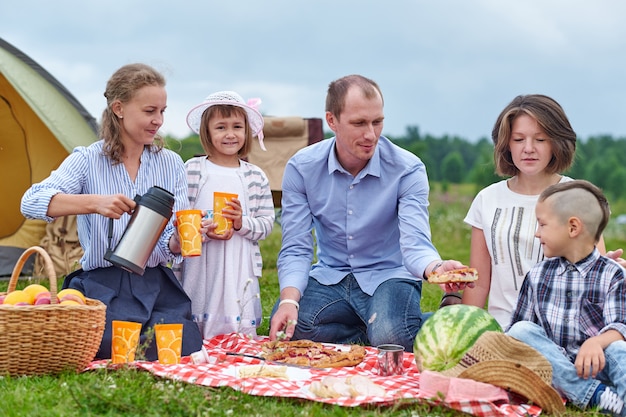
[212,192,240,239]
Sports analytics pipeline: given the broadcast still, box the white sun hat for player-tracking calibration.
[186,91,265,150]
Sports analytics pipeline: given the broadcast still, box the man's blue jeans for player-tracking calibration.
[272,274,430,352]
[507,320,626,409]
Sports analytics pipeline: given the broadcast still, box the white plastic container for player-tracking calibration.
[189,347,217,365]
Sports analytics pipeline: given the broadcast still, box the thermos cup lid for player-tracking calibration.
[138,186,175,218]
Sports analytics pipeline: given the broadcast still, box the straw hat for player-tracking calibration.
[441,331,565,415]
[186,91,266,150]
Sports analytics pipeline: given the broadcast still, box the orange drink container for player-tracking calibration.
[154,323,183,365]
[111,320,142,363]
[213,192,238,235]
[176,209,202,257]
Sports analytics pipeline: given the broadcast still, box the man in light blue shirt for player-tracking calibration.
[269,74,467,351]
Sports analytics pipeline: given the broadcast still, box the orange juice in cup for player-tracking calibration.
[213,192,238,235]
[154,323,183,365]
[176,209,202,257]
[111,320,142,363]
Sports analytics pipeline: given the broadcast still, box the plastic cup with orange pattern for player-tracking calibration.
[176,209,203,257]
[155,323,183,365]
[111,320,142,364]
[213,192,238,235]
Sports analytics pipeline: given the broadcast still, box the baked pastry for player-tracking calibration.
[428,267,478,283]
[261,340,366,368]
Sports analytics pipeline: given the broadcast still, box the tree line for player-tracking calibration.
[166,127,626,202]
[388,127,626,202]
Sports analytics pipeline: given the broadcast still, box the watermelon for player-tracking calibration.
[413,304,502,372]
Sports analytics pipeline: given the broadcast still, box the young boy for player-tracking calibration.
[506,179,626,416]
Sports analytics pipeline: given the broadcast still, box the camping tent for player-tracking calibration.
[0,37,98,275]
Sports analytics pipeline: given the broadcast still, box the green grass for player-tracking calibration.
[1,183,623,416]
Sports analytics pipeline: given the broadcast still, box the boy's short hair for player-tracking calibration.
[538,180,610,242]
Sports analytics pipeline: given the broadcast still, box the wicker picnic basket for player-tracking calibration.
[0,246,106,376]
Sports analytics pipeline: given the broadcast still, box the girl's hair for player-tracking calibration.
[100,63,166,164]
[325,74,384,119]
[539,180,610,242]
[492,94,576,177]
[198,105,253,158]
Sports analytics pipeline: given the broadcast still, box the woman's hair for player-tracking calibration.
[100,63,166,164]
[325,74,384,119]
[492,94,576,177]
[539,180,610,243]
[198,105,253,158]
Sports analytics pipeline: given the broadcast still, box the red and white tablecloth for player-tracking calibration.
[86,333,544,417]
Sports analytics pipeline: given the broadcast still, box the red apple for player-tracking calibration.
[34,291,51,305]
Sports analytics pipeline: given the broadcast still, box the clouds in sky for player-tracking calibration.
[2,0,626,141]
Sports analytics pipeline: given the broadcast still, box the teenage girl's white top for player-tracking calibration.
[463,176,571,328]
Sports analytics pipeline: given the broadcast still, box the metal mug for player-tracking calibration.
[376,344,405,376]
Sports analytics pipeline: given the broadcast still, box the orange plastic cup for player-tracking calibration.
[213,192,238,235]
[111,320,142,363]
[155,323,183,365]
[176,209,202,257]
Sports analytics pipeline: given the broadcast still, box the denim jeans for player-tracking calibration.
[272,274,430,352]
[507,321,626,409]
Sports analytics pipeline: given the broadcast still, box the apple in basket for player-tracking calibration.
[33,291,52,305]
[2,290,32,305]
[57,288,87,305]
[24,284,50,305]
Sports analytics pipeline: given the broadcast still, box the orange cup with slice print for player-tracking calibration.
[176,209,202,257]
[111,320,142,364]
[213,192,238,235]
[154,323,183,365]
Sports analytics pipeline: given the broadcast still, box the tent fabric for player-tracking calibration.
[247,116,324,208]
[0,37,98,275]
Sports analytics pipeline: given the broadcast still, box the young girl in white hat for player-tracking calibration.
[178,91,274,340]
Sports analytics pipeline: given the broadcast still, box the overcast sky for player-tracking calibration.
[2,1,626,142]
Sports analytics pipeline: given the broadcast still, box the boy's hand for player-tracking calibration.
[575,337,605,379]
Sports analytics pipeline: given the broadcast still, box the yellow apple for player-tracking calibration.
[23,284,49,304]
[3,290,32,305]
[57,288,86,305]
[59,299,81,306]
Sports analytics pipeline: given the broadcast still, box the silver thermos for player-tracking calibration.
[104,186,175,275]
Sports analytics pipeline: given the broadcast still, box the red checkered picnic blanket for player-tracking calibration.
[86,333,544,416]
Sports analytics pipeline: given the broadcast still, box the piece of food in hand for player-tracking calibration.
[428,266,478,283]
[309,375,386,398]
[261,339,366,368]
